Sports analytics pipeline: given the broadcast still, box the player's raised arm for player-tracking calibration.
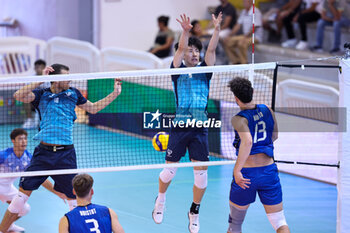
[79,79,122,114]
[232,115,252,189]
[205,12,222,66]
[173,14,192,68]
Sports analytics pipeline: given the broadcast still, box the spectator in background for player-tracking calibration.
[207,0,237,39]
[312,0,350,53]
[281,0,323,50]
[22,59,46,129]
[223,0,263,64]
[149,16,175,58]
[262,0,290,43]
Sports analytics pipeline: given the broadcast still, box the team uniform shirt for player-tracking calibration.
[170,61,212,123]
[237,6,263,42]
[233,104,274,157]
[31,87,87,145]
[65,203,112,233]
[0,148,32,201]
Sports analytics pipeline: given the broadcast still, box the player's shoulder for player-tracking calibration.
[24,150,33,159]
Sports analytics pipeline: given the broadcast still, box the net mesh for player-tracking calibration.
[0,63,276,177]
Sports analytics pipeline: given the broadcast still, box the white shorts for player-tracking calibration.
[0,184,18,203]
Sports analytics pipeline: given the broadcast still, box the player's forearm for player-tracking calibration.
[14,83,41,101]
[89,92,119,114]
[178,30,190,51]
[207,27,220,53]
[234,142,252,173]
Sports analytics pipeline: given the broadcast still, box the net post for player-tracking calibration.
[271,63,278,111]
[337,59,350,233]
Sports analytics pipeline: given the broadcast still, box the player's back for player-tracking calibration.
[65,203,112,233]
[234,104,275,158]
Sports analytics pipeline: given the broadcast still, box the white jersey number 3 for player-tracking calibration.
[254,121,266,143]
[85,219,101,233]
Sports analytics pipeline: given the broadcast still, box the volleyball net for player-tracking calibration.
[0,62,277,177]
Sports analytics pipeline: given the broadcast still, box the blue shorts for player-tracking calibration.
[166,127,209,162]
[20,144,77,199]
[229,163,282,206]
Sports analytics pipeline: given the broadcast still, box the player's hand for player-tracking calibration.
[113,78,122,96]
[234,171,250,189]
[176,14,192,32]
[212,12,222,31]
[42,66,55,76]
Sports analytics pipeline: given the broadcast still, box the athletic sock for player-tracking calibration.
[157,192,166,203]
[190,202,200,214]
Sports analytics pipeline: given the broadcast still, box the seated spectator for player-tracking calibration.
[207,0,237,39]
[149,16,175,58]
[223,0,263,64]
[312,0,350,53]
[262,0,290,43]
[22,59,46,129]
[282,0,323,50]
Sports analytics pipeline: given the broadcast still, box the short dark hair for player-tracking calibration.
[34,59,46,67]
[10,128,28,140]
[174,36,202,51]
[190,20,199,35]
[228,77,254,103]
[73,173,94,198]
[49,64,69,75]
[158,15,170,26]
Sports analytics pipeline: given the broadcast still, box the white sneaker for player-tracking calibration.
[22,118,36,129]
[152,197,165,224]
[296,40,308,50]
[188,212,200,233]
[8,223,25,232]
[281,39,297,48]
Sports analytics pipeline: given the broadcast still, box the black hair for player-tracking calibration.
[10,128,27,140]
[73,173,94,198]
[174,36,202,51]
[158,15,170,26]
[190,20,199,35]
[34,59,46,67]
[49,64,69,75]
[228,77,254,103]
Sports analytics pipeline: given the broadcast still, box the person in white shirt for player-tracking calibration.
[281,0,323,50]
[223,0,262,64]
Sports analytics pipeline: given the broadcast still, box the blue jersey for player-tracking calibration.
[65,203,112,233]
[32,87,87,145]
[233,104,274,157]
[171,61,212,122]
[0,148,32,173]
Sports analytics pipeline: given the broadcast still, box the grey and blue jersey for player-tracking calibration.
[0,148,32,173]
[31,87,87,145]
[170,61,212,122]
[233,104,274,157]
[65,203,112,233]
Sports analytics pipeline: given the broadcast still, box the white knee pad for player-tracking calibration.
[194,170,208,189]
[68,199,77,210]
[267,210,288,231]
[159,167,177,183]
[8,192,29,214]
[18,203,30,217]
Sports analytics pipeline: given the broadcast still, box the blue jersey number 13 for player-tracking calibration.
[254,121,266,143]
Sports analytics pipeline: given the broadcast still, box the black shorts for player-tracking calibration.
[20,144,77,199]
[166,127,209,162]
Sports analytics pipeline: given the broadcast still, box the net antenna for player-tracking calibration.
[249,0,256,87]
